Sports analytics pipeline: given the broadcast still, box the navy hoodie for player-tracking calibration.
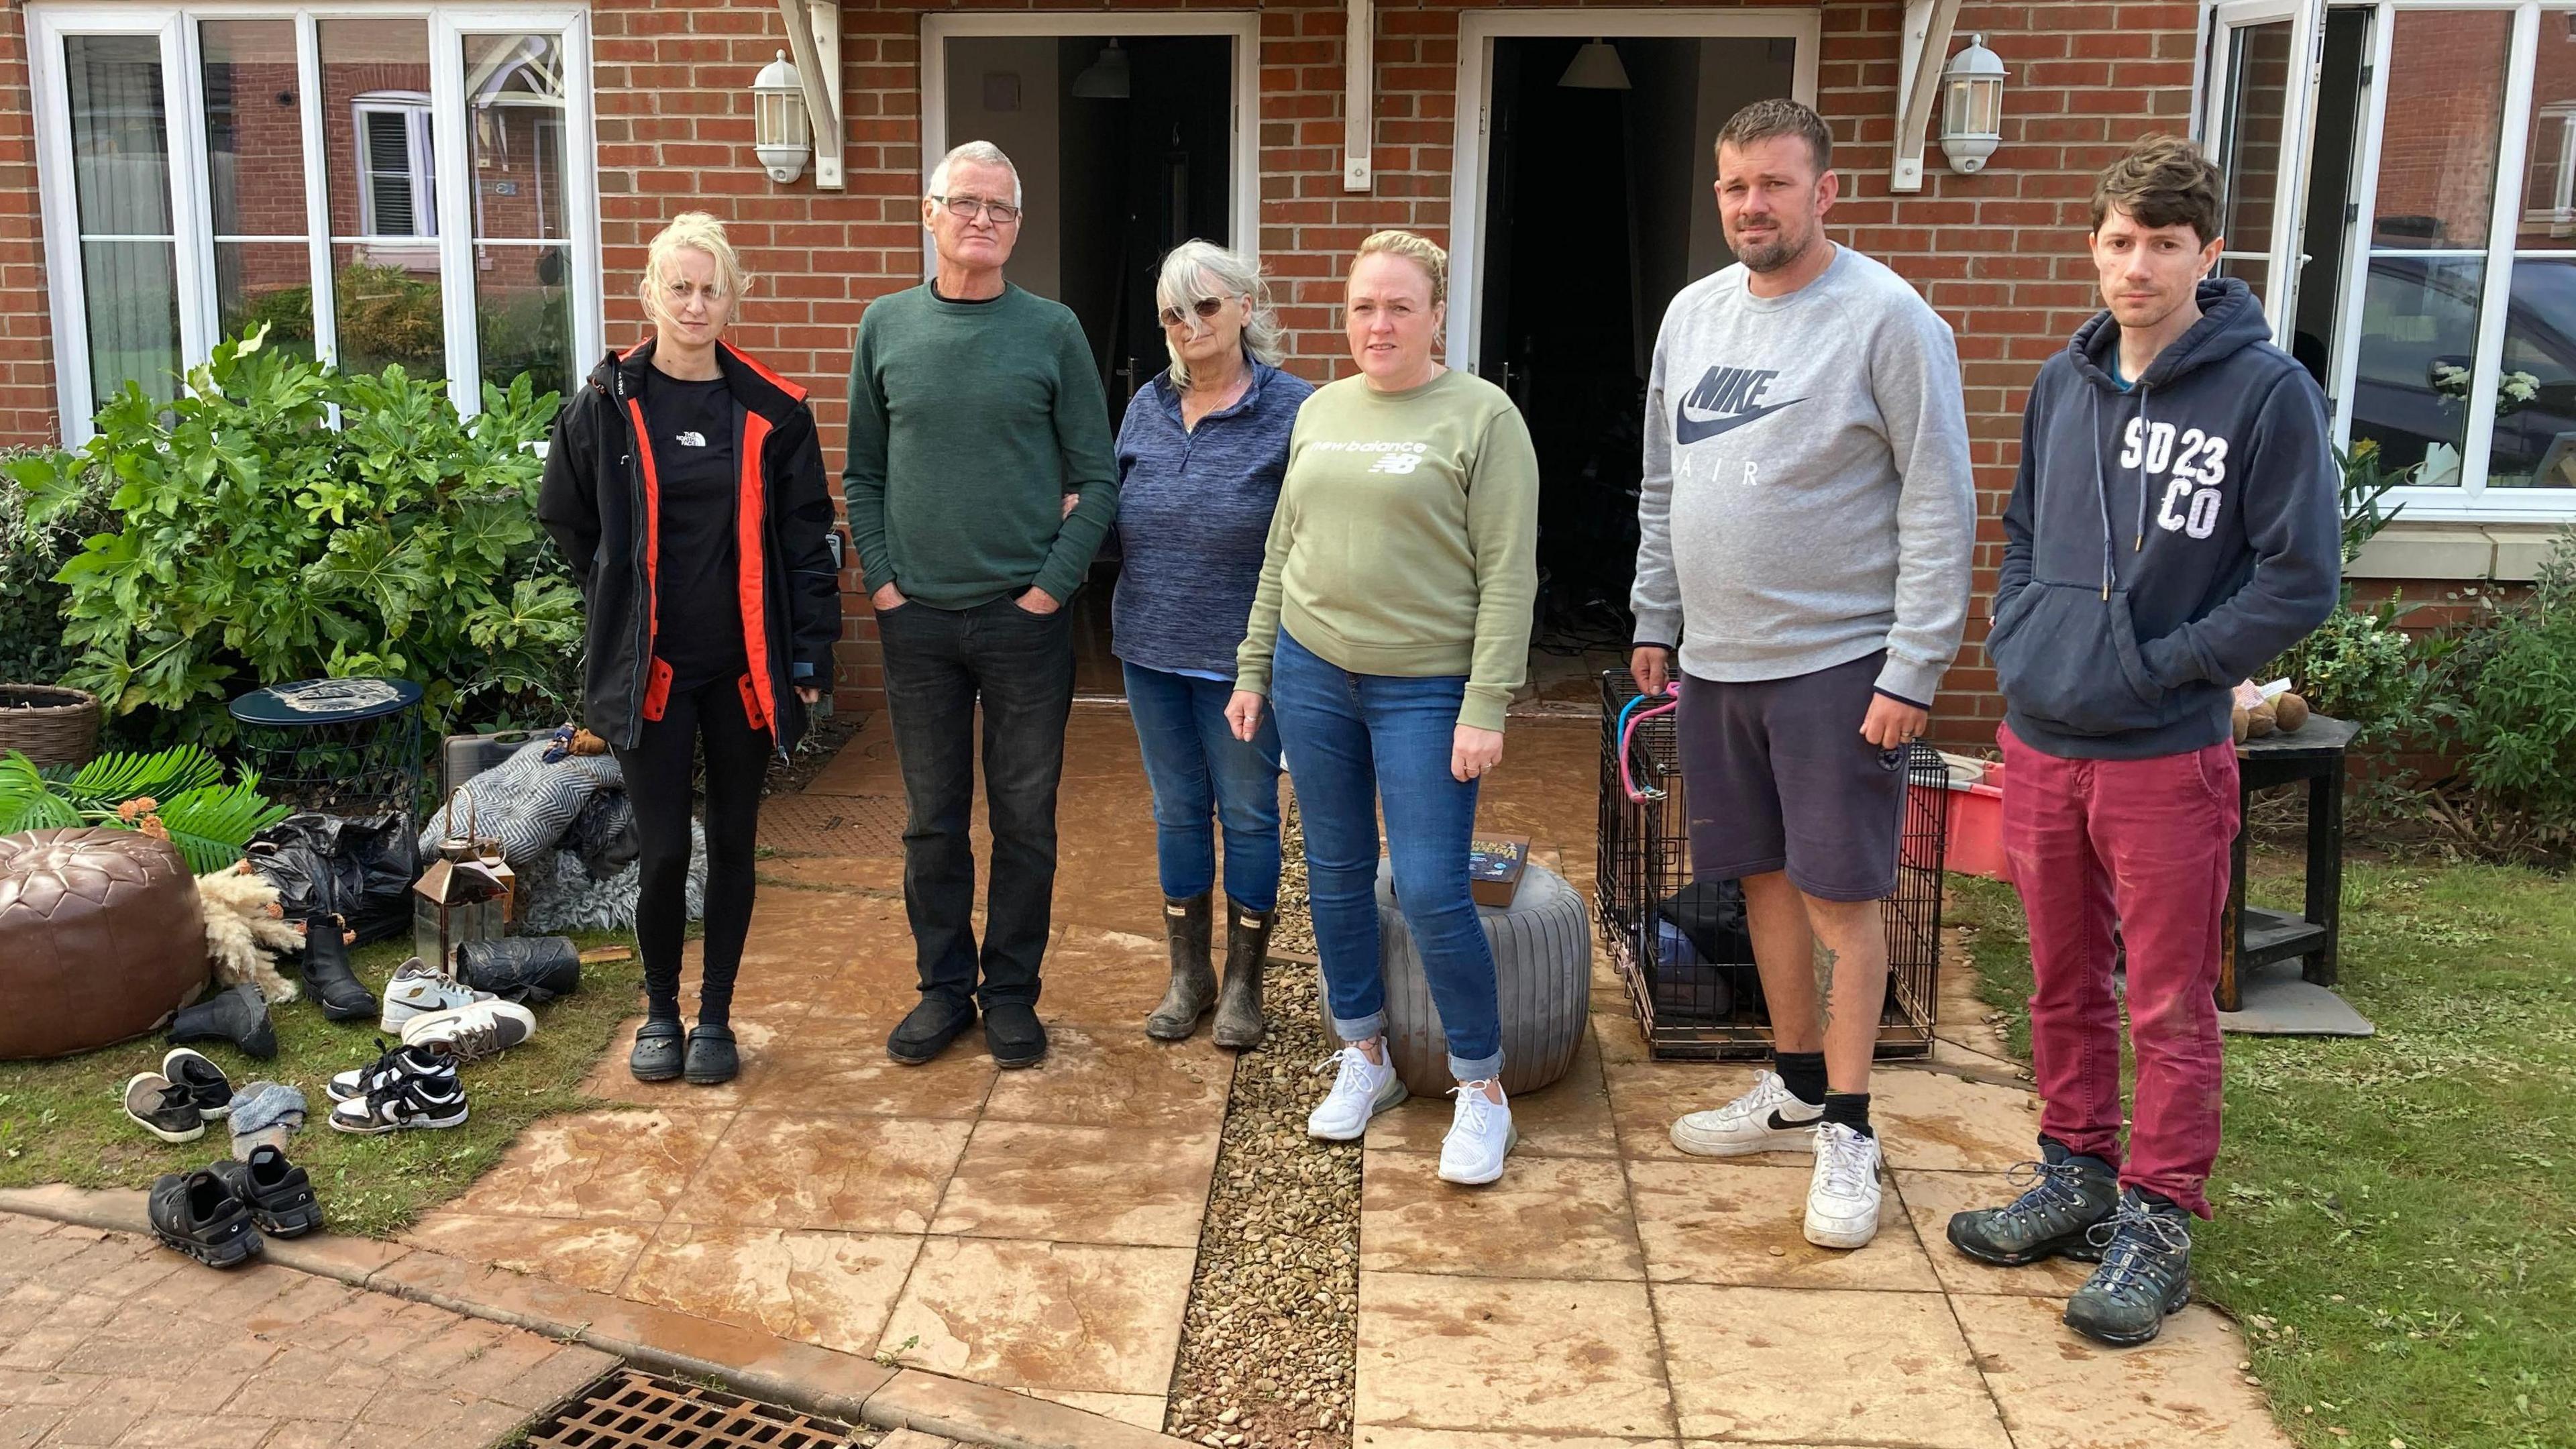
[1990,278,2339,760]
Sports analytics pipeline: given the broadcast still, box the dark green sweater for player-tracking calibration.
[841,284,1118,608]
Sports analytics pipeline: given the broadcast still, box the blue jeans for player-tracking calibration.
[1123,661,1284,911]
[1268,631,1502,1081]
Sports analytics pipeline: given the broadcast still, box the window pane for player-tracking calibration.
[2483,258,2576,488]
[217,242,318,363]
[2518,21,2576,250]
[2370,9,2512,251]
[464,34,568,242]
[81,239,181,406]
[2218,22,2290,268]
[201,20,305,239]
[66,36,172,237]
[2351,256,2485,485]
[321,19,435,242]
[330,241,443,382]
[475,243,574,398]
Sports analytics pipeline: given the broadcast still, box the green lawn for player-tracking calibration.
[1949,858,2576,1449]
[0,934,640,1237]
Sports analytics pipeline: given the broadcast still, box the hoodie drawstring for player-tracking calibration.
[2089,388,2114,602]
[2134,384,2153,555]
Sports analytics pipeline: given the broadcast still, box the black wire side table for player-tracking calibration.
[2220,714,2359,1011]
[227,678,426,819]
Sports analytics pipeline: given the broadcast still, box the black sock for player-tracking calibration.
[696,996,732,1030]
[1822,1091,1874,1138]
[645,981,683,1025]
[1776,1052,1828,1106]
[2133,1187,2182,1214]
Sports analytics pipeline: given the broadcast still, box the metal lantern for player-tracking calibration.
[754,50,810,184]
[1939,34,2007,174]
[411,787,513,976]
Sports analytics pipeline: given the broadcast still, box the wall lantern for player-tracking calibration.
[1937,34,2006,174]
[754,50,810,184]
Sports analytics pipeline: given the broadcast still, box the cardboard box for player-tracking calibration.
[1467,835,1532,908]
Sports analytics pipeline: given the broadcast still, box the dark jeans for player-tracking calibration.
[1267,630,1502,1081]
[878,596,1075,1009]
[610,674,771,1027]
[1122,661,1283,912]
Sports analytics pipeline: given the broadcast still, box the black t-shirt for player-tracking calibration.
[642,370,749,692]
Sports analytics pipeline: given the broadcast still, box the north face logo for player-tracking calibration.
[1675,365,1807,445]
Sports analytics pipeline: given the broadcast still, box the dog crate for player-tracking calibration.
[1596,672,1948,1060]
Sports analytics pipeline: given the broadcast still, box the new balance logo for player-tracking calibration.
[1675,365,1808,445]
[1368,453,1424,475]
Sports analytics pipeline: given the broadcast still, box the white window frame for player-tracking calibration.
[351,92,435,238]
[2200,0,2575,521]
[30,1,603,444]
[1445,9,1825,370]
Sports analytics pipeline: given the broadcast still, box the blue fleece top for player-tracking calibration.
[1111,362,1314,677]
[1991,278,2341,759]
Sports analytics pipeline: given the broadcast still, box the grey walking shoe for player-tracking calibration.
[2063,1189,2194,1346]
[1212,900,1273,1050]
[1946,1140,2118,1267]
[1146,894,1216,1040]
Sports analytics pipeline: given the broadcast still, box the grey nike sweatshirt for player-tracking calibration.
[1630,246,1976,706]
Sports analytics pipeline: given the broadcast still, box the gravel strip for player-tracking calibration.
[1165,804,1359,1449]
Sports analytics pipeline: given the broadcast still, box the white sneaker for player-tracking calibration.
[400,999,538,1063]
[378,959,493,1033]
[1438,1083,1517,1186]
[1307,1044,1407,1141]
[1803,1122,1885,1250]
[1669,1070,1823,1157]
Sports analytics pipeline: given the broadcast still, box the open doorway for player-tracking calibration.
[930,19,1252,695]
[1462,26,1805,703]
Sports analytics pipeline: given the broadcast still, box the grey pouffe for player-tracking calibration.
[1324,857,1592,1099]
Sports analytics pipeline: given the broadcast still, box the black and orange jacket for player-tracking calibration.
[538,339,843,754]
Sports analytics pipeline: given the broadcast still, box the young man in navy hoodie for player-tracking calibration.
[1945,136,2339,1346]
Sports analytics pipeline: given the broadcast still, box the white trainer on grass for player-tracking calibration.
[377,958,494,1034]
[400,999,538,1063]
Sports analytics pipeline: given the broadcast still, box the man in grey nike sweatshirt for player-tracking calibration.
[1633,100,1974,1253]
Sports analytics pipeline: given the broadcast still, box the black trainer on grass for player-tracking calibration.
[209,1145,323,1238]
[327,1076,470,1134]
[327,1040,458,1103]
[123,1073,207,1144]
[147,1168,262,1268]
[160,1048,233,1120]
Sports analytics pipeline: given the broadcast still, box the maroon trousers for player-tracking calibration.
[1998,724,2239,1218]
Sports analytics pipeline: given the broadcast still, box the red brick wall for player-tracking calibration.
[0,10,47,443]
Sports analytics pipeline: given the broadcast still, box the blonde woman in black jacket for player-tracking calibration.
[537,212,842,1085]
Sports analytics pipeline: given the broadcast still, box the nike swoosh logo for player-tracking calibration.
[1676,395,1808,445]
[1766,1108,1822,1132]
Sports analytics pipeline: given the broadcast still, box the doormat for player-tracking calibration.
[757,793,906,857]
[521,1368,855,1449]
[2219,959,2377,1037]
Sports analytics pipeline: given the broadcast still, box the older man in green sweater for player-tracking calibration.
[843,140,1118,1071]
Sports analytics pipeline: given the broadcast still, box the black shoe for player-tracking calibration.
[1946,1141,2119,1267]
[166,984,277,1060]
[983,1001,1047,1069]
[208,1145,322,1238]
[2063,1189,2195,1346]
[631,1018,685,1082]
[684,1023,739,1085]
[160,1048,233,1120]
[327,1075,470,1134]
[887,996,976,1065]
[124,1074,207,1144]
[328,1038,458,1103]
[148,1168,262,1268]
[293,912,378,1022]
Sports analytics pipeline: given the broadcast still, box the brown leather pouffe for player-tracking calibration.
[0,828,207,1060]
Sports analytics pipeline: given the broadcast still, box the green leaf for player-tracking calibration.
[153,777,292,873]
[0,752,81,836]
[43,744,223,810]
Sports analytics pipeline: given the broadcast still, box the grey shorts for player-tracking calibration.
[1677,652,1905,903]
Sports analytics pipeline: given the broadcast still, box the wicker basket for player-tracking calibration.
[0,686,101,768]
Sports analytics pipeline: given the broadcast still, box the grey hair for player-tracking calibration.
[1156,239,1285,390]
[926,140,1022,207]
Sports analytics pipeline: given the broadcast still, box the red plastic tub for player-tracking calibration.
[1915,759,2010,881]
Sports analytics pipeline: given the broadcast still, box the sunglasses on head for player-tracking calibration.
[1159,296,1236,328]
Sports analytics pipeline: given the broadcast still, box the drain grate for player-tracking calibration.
[757,793,906,857]
[523,1369,855,1449]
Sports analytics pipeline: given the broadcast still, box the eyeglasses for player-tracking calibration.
[1159,295,1238,328]
[931,195,1021,224]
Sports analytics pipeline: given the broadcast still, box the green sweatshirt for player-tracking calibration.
[1236,370,1540,733]
[841,284,1118,608]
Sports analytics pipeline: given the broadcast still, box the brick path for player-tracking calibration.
[0,1210,616,1449]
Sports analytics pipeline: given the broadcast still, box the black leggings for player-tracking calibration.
[612,676,770,1026]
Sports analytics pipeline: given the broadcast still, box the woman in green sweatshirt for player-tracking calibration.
[1225,231,1540,1187]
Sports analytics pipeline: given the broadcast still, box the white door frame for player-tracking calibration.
[917,11,1260,280]
[2200,0,2328,351]
[1446,8,1822,369]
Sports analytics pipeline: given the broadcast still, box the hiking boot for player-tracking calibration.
[328,1075,470,1134]
[208,1145,322,1238]
[630,1019,685,1081]
[293,912,378,1022]
[401,1000,539,1063]
[1438,1083,1516,1185]
[684,1023,739,1085]
[378,959,492,1034]
[328,1040,458,1102]
[1670,1069,1821,1157]
[1212,901,1273,1051]
[984,1001,1049,1069]
[886,996,975,1065]
[148,1168,262,1268]
[124,1074,207,1144]
[1803,1122,1886,1250]
[166,983,276,1061]
[1307,1044,1406,1141]
[2063,1189,2195,1346]
[1947,1142,2119,1267]
[1144,894,1216,1040]
[160,1049,233,1120]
